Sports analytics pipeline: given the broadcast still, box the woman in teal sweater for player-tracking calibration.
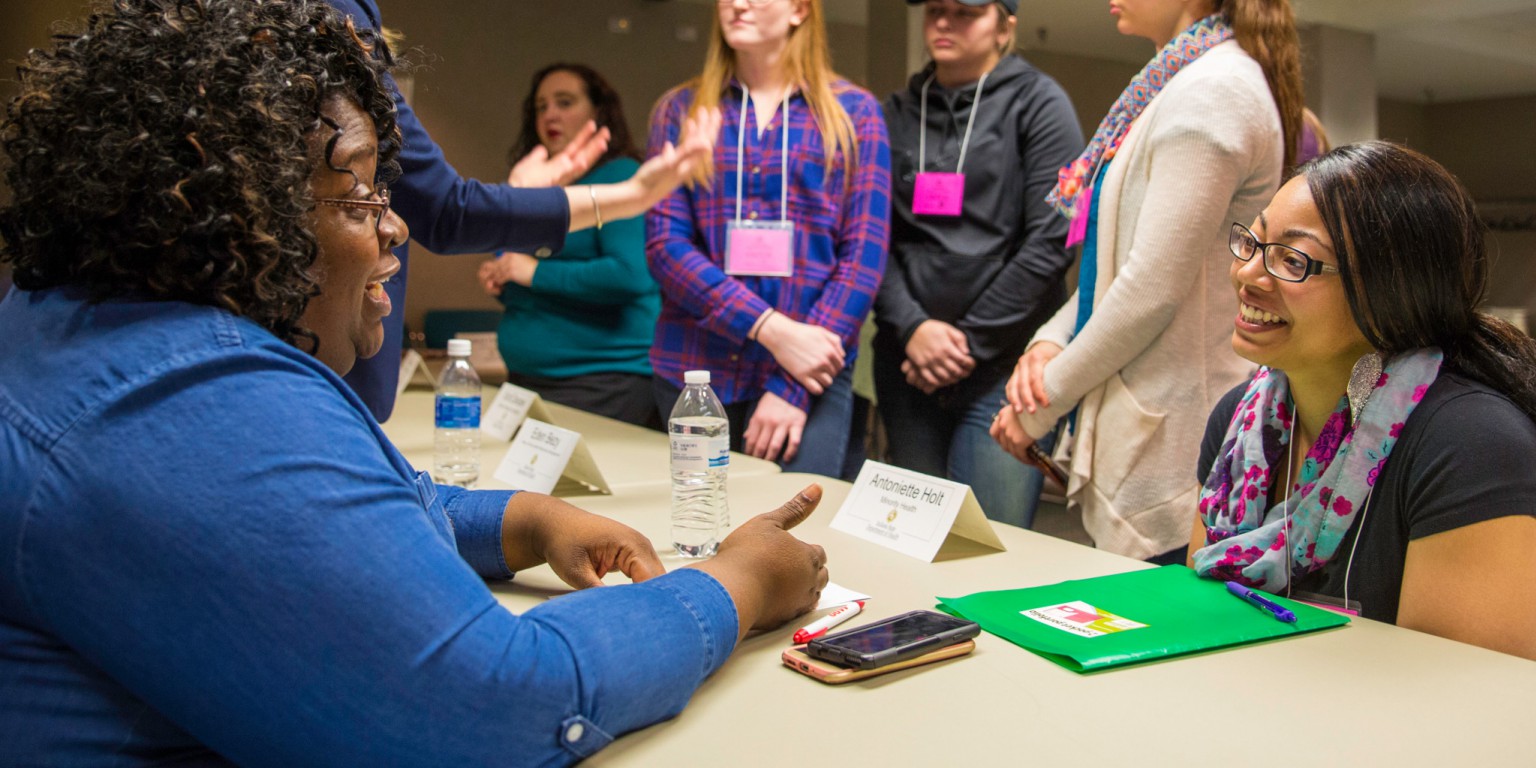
[480,64,661,427]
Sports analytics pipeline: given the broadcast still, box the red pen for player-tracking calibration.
[792,601,866,644]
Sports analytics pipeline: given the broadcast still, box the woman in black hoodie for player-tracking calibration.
[874,0,1083,528]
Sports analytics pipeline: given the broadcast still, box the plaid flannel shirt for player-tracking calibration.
[645,79,891,412]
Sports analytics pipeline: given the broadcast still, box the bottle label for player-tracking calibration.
[435,395,481,429]
[671,434,729,471]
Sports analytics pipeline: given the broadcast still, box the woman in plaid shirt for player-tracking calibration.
[646,0,891,477]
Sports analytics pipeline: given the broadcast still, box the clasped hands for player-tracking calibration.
[989,341,1062,468]
[902,320,975,395]
[748,311,846,464]
[504,486,829,638]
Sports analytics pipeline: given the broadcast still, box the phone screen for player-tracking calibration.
[818,611,974,655]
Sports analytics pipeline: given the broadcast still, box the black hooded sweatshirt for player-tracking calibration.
[876,54,1085,372]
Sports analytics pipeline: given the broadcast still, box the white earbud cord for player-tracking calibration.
[1283,407,1295,599]
[1286,393,1375,612]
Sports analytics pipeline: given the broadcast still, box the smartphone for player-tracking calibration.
[805,610,981,670]
[783,640,975,684]
[1026,443,1070,488]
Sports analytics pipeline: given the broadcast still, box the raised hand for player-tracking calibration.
[507,120,609,188]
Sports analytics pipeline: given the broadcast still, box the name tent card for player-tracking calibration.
[397,349,438,397]
[482,383,554,442]
[494,418,611,495]
[830,461,1004,562]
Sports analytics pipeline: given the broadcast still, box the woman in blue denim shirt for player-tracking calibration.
[0,2,826,764]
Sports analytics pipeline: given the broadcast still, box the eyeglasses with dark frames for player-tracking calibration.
[315,185,391,232]
[1228,221,1340,283]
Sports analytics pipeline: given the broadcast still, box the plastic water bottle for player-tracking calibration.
[433,338,481,487]
[669,370,729,557]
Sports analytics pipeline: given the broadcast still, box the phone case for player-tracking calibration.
[806,609,981,670]
[782,641,976,685]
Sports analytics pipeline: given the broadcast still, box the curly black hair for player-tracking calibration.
[0,0,400,348]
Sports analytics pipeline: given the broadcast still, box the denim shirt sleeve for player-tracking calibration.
[432,481,516,580]
[16,343,739,766]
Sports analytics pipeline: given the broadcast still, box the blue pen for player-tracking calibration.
[1225,581,1297,623]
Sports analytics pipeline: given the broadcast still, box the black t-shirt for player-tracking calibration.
[1197,372,1536,622]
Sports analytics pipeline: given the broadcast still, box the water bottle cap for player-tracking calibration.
[447,338,472,357]
[683,370,710,385]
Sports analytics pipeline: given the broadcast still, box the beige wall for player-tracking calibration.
[1376,98,1429,152]
[1022,49,1140,143]
[376,0,869,333]
[3,2,1532,319]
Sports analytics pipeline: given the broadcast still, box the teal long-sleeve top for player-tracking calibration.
[496,157,659,378]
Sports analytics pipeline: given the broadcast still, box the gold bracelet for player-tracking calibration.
[588,184,604,231]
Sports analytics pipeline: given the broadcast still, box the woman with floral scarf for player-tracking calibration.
[1192,142,1536,659]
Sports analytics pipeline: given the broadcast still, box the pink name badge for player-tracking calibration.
[725,221,795,277]
[1065,203,1091,248]
[913,172,965,217]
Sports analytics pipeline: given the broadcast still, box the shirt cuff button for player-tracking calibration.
[534,247,553,259]
[565,722,585,743]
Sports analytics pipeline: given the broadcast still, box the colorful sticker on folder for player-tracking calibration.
[1020,601,1148,638]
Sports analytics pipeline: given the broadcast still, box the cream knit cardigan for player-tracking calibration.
[1015,41,1282,558]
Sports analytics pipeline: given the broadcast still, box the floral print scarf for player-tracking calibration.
[1193,350,1443,590]
[1045,14,1234,221]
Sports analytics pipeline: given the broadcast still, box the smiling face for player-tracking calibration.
[924,0,1011,70]
[534,69,597,157]
[1229,175,1372,382]
[300,93,407,376]
[717,0,808,55]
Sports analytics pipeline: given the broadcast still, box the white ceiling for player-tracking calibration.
[692,0,1536,104]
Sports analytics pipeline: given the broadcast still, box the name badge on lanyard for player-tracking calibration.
[912,72,988,218]
[726,221,795,277]
[725,87,795,277]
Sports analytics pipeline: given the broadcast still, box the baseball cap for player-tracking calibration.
[905,0,1019,15]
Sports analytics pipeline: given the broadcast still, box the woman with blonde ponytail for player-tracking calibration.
[993,0,1302,562]
[647,0,891,476]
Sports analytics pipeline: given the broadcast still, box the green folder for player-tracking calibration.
[937,565,1350,673]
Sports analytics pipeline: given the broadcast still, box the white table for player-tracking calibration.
[385,392,1534,765]
[494,472,1536,766]
[382,387,780,495]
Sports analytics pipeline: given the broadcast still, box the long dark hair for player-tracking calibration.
[1303,141,1536,420]
[507,63,639,168]
[0,0,399,350]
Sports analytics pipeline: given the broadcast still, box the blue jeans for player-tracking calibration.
[653,366,854,478]
[873,347,1051,530]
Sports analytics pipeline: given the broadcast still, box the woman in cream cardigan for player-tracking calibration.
[992,0,1303,562]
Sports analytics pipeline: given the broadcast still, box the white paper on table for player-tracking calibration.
[815,582,871,611]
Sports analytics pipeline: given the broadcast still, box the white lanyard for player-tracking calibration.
[918,72,989,175]
[735,84,791,223]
